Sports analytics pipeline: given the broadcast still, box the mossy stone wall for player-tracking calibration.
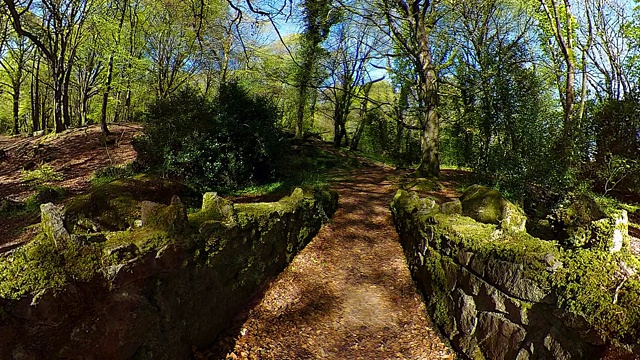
[391,189,640,360]
[0,187,337,360]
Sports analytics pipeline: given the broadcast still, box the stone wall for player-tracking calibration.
[391,190,640,360]
[0,187,337,360]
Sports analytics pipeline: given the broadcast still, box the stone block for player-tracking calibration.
[40,203,71,246]
[441,199,462,215]
[140,196,188,232]
[455,289,477,336]
[456,250,473,266]
[460,267,483,296]
[201,192,235,221]
[460,184,527,233]
[590,209,628,253]
[470,255,486,276]
[477,312,526,360]
[486,258,549,302]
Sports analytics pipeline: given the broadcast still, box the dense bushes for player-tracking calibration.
[134,83,285,192]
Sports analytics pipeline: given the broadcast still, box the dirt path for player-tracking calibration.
[200,165,455,359]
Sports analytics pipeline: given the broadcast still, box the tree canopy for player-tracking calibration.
[0,0,639,198]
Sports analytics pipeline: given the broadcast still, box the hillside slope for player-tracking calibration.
[0,124,140,251]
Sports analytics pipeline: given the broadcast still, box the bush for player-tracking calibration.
[134,83,285,192]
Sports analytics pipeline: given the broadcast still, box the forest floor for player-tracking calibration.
[197,162,462,360]
[0,124,140,252]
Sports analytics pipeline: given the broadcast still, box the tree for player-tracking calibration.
[321,13,378,147]
[537,0,578,162]
[293,0,336,139]
[374,0,445,177]
[0,32,33,134]
[3,0,93,133]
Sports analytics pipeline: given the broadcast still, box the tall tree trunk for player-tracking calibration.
[53,77,65,133]
[295,84,307,139]
[62,65,73,128]
[41,96,47,133]
[31,56,41,133]
[351,83,373,151]
[12,90,20,135]
[99,53,115,135]
[415,24,440,178]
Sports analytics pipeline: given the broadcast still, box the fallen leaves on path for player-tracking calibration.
[199,166,456,359]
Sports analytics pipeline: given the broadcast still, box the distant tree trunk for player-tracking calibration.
[99,54,115,135]
[295,81,308,139]
[350,83,372,151]
[12,89,20,135]
[99,1,125,135]
[31,56,41,133]
[62,61,74,128]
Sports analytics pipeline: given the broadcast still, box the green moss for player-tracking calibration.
[423,249,453,330]
[106,228,179,254]
[550,249,640,342]
[0,235,102,299]
[65,176,198,232]
[394,189,640,345]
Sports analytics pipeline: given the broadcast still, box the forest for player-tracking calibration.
[0,0,638,205]
[1,0,640,358]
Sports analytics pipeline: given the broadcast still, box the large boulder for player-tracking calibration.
[551,193,629,251]
[460,185,527,232]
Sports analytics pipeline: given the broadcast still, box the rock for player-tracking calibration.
[441,199,462,215]
[70,233,107,244]
[452,334,482,359]
[470,255,486,276]
[486,259,549,302]
[141,201,164,224]
[481,282,507,313]
[141,196,188,232]
[456,250,473,266]
[544,253,563,272]
[40,203,70,246]
[460,267,483,296]
[455,289,478,335]
[392,190,438,216]
[543,328,573,360]
[591,209,628,253]
[476,312,526,360]
[201,192,235,221]
[515,348,530,360]
[551,193,606,247]
[75,217,103,233]
[460,185,527,233]
[106,243,139,263]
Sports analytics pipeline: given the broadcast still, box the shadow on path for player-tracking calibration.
[199,166,455,360]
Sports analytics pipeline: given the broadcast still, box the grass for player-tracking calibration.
[20,164,63,184]
[90,163,135,187]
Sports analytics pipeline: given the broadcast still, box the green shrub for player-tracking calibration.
[30,185,67,204]
[21,164,63,184]
[134,83,285,192]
